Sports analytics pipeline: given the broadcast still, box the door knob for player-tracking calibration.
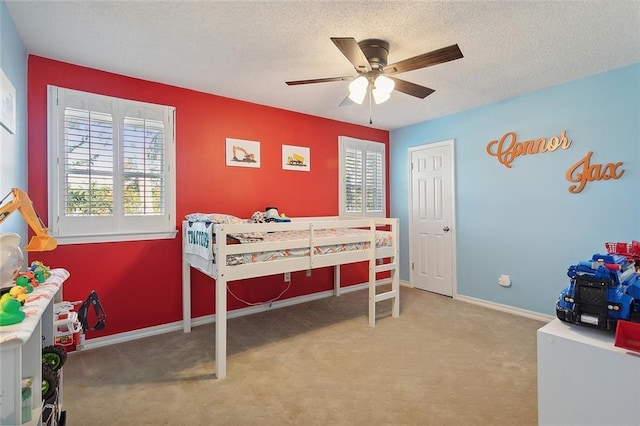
[443,226,450,232]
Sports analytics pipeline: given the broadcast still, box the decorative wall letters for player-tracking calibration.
[565,151,624,193]
[486,130,572,168]
[485,130,625,194]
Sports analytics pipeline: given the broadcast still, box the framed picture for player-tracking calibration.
[282,145,310,172]
[226,138,260,168]
[0,69,17,134]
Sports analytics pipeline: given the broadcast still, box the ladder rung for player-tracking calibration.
[375,262,397,273]
[375,290,398,303]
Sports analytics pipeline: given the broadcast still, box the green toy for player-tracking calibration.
[30,261,51,283]
[0,293,25,326]
[14,274,34,293]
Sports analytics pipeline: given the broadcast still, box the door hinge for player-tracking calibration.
[412,262,414,270]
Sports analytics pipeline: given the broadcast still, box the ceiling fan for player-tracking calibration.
[286,37,464,106]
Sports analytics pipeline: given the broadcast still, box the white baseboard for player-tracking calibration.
[400,279,551,323]
[454,294,554,323]
[77,280,390,352]
[80,280,542,352]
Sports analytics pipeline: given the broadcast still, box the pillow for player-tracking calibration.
[185,213,244,224]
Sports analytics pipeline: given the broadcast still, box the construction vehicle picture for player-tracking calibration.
[556,245,640,330]
[286,152,306,167]
[232,145,256,163]
[0,188,57,251]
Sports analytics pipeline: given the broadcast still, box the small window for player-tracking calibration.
[47,86,177,244]
[338,136,386,217]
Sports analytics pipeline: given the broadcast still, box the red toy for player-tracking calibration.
[606,241,640,270]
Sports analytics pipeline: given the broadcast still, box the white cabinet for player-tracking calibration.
[0,269,69,425]
[537,318,640,426]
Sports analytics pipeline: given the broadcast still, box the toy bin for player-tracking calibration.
[614,320,640,353]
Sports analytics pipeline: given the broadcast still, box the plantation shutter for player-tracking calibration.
[122,114,166,216]
[365,149,384,214]
[345,146,363,213]
[63,105,115,217]
[339,136,386,217]
[48,86,176,243]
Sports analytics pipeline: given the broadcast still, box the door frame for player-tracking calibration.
[407,139,458,295]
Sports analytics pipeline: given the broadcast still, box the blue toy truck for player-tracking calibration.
[556,252,640,330]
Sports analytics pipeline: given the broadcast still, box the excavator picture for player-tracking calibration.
[0,188,57,251]
[232,145,256,163]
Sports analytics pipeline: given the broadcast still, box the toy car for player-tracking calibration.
[556,252,640,330]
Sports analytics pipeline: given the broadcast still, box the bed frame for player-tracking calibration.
[181,216,400,379]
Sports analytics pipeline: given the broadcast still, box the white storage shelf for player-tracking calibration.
[0,269,69,426]
[537,318,640,426]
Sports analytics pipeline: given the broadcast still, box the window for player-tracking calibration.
[47,86,176,244]
[338,136,386,217]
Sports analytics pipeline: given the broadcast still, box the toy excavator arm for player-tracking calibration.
[0,188,57,252]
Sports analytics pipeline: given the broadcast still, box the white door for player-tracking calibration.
[409,140,456,296]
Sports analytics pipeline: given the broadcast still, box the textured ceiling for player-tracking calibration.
[6,1,640,130]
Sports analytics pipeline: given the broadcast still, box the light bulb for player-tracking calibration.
[375,75,394,93]
[348,76,368,104]
[372,75,394,104]
[372,89,391,104]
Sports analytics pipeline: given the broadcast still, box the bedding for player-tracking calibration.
[184,220,392,266]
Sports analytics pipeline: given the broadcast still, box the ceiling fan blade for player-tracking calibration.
[387,76,435,99]
[286,76,354,86]
[383,44,463,75]
[331,37,372,73]
[339,94,355,107]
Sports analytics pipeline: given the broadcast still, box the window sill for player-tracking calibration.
[53,230,178,245]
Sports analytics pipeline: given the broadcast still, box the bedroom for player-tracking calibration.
[1,1,639,425]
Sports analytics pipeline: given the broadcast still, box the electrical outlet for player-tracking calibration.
[498,275,511,287]
[306,269,311,277]
[284,272,291,282]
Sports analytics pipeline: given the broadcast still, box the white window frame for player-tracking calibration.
[47,86,177,245]
[338,136,386,218]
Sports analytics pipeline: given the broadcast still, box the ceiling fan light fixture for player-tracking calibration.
[372,88,391,104]
[372,75,394,104]
[348,76,368,104]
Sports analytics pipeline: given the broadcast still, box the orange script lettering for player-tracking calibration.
[565,151,624,193]
[486,130,572,168]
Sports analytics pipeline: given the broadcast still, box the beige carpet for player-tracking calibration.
[63,286,545,425]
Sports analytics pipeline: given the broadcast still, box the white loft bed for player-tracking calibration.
[181,216,400,379]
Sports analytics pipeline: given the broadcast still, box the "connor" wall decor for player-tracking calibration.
[486,130,572,168]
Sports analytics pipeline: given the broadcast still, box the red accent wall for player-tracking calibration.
[27,56,389,338]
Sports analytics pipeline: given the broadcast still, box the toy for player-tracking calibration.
[14,273,35,293]
[0,292,25,325]
[0,188,57,252]
[265,207,291,222]
[52,290,106,352]
[556,251,640,330]
[9,285,28,305]
[605,240,640,271]
[30,261,51,283]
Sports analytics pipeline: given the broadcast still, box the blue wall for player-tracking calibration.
[390,64,640,315]
[0,0,28,240]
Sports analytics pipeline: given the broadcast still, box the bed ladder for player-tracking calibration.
[368,218,400,327]
[369,260,400,327]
